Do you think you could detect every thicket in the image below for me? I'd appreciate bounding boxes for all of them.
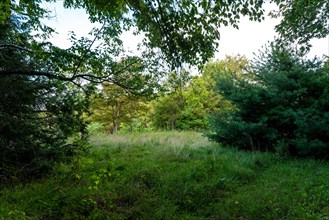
[208,45,329,158]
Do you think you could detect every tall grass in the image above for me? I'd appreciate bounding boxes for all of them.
[1,131,329,219]
[89,131,214,148]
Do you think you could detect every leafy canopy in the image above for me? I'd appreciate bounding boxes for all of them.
[271,0,329,49]
[1,0,266,72]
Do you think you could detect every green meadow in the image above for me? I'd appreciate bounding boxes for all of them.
[1,131,328,219]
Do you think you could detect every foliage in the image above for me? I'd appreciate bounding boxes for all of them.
[62,0,265,67]
[0,0,164,89]
[0,0,267,79]
[119,118,153,133]
[151,56,247,131]
[0,76,89,181]
[1,132,329,219]
[1,0,326,182]
[208,45,329,158]
[181,56,248,129]
[151,92,184,130]
[0,14,90,181]
[175,76,219,130]
[87,82,150,133]
[271,0,329,49]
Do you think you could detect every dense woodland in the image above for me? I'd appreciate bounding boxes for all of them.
[0,1,329,217]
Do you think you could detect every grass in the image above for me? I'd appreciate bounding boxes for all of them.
[1,131,329,219]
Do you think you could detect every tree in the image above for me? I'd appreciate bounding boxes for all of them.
[0,0,266,76]
[151,92,184,130]
[62,0,265,68]
[0,16,89,180]
[271,0,329,49]
[179,56,248,130]
[208,44,329,158]
[150,70,190,130]
[177,77,213,130]
[151,57,246,131]
[1,0,326,83]
[88,82,149,133]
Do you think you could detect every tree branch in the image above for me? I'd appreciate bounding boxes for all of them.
[147,0,182,68]
[0,57,143,93]
[0,44,50,54]
[73,20,107,76]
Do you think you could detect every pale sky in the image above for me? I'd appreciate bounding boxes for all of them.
[43,1,329,61]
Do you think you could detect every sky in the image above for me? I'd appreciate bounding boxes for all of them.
[42,1,329,62]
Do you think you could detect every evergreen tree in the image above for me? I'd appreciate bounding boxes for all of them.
[208,45,329,158]
[0,13,88,181]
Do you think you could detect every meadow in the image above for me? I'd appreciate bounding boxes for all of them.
[1,131,329,219]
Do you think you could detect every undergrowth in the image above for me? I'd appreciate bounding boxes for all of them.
[1,131,328,219]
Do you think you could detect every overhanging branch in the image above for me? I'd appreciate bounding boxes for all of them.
[73,20,107,76]
[0,57,144,94]
[0,44,50,54]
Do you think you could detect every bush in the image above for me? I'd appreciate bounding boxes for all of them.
[208,45,329,158]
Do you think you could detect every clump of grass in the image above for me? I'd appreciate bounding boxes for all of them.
[1,131,329,219]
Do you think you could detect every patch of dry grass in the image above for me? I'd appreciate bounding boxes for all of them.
[88,131,216,149]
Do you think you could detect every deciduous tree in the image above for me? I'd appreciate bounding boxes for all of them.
[271,0,329,50]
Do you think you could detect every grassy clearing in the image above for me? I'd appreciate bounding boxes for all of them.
[1,131,329,219]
